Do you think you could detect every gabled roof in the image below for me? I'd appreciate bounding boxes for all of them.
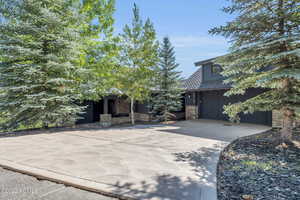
[184,57,231,91]
[183,67,203,90]
[194,58,216,66]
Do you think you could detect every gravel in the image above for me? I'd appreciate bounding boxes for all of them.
[217,130,300,200]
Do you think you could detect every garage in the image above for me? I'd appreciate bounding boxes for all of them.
[199,89,272,126]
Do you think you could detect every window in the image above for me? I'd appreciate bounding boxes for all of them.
[211,64,222,74]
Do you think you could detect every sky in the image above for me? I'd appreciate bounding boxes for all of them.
[114,0,235,78]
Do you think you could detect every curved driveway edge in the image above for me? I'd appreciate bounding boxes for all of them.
[0,120,270,200]
[0,159,132,200]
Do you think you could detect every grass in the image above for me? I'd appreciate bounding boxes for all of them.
[241,160,274,171]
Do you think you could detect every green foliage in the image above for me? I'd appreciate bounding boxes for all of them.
[0,0,84,129]
[75,0,119,100]
[117,4,159,124]
[151,37,184,121]
[209,0,300,123]
[241,160,274,171]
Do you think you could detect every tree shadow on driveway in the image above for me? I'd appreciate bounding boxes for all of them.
[155,120,270,142]
[173,144,224,181]
[112,175,201,200]
[111,145,224,200]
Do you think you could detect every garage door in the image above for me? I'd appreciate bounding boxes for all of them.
[199,89,272,126]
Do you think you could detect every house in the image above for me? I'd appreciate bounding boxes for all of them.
[77,57,298,128]
[77,95,153,126]
[183,58,273,126]
[77,94,185,126]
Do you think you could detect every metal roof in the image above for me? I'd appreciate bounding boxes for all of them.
[194,58,216,66]
[184,58,231,91]
[183,67,203,90]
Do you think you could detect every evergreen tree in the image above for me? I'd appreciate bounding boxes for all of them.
[151,37,183,121]
[210,0,300,140]
[118,4,159,125]
[0,0,84,129]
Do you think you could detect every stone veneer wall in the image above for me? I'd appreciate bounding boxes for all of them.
[112,116,131,125]
[109,113,152,126]
[272,110,300,128]
[185,105,198,120]
[102,112,186,126]
[100,114,112,127]
[133,113,151,122]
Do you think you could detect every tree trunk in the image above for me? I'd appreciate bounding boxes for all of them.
[280,107,295,141]
[130,98,135,125]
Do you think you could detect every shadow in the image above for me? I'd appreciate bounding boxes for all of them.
[0,119,269,142]
[0,125,104,138]
[111,145,224,200]
[156,120,270,142]
[0,122,168,138]
[112,175,202,200]
[0,120,230,199]
[173,144,224,181]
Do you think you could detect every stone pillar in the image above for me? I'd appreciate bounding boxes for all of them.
[185,92,198,120]
[185,105,198,120]
[100,114,112,127]
[103,98,108,114]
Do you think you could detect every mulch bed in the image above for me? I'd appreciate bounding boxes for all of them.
[217,129,300,200]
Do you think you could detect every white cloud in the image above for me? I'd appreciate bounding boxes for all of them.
[169,35,228,48]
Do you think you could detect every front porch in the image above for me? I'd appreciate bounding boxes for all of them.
[77,96,152,126]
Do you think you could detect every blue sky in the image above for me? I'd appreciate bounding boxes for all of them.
[114,0,234,78]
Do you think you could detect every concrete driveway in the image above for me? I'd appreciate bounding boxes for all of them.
[0,120,269,200]
[0,167,116,200]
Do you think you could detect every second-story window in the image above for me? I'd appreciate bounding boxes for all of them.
[211,64,222,74]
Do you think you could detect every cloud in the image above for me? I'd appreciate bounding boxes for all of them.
[169,35,228,48]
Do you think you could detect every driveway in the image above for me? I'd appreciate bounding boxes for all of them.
[0,167,116,200]
[0,120,269,200]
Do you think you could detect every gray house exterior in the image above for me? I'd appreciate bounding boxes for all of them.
[76,96,154,125]
[184,58,273,126]
[77,94,185,126]
[77,58,298,127]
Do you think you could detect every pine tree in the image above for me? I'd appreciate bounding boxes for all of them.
[151,37,183,121]
[0,0,84,129]
[210,0,300,140]
[118,4,159,125]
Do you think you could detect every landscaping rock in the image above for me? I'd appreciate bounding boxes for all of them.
[217,130,300,200]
